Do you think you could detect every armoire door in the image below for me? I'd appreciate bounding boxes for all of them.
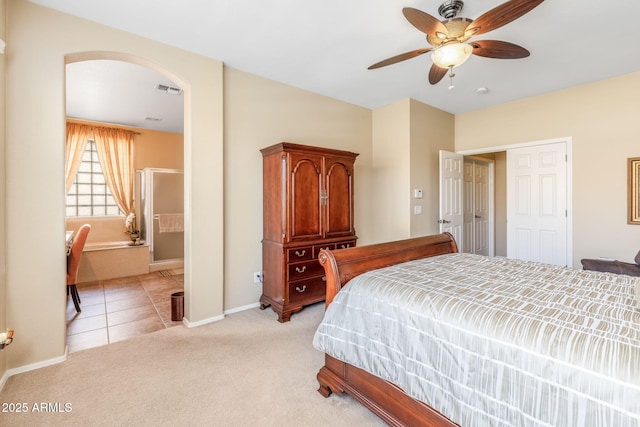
[324,156,355,239]
[288,152,323,241]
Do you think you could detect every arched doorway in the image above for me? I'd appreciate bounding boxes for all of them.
[64,53,187,351]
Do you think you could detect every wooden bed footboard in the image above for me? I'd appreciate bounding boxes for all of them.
[318,232,458,305]
[316,232,459,426]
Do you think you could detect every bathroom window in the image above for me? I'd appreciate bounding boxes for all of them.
[66,140,122,217]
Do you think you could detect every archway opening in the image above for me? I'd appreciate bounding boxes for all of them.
[64,53,188,351]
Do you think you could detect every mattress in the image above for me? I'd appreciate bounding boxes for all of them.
[312,253,640,426]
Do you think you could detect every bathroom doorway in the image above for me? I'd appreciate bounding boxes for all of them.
[65,56,186,349]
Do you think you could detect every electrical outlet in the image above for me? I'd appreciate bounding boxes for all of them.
[253,271,262,283]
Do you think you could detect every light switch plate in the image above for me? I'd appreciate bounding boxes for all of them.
[414,189,423,199]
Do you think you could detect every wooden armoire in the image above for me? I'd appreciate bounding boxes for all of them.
[260,142,358,322]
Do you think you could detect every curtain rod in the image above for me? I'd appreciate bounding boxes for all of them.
[66,118,142,135]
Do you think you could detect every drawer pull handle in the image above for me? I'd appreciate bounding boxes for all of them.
[295,266,306,273]
[322,276,326,282]
[341,244,351,249]
[295,250,306,257]
[295,285,307,293]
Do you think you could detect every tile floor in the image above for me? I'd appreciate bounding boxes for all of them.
[66,270,184,353]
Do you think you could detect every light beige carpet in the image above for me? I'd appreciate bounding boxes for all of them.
[0,303,385,426]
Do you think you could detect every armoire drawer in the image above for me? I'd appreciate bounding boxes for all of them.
[287,246,313,262]
[287,259,324,281]
[313,243,334,257]
[313,240,356,258]
[288,276,326,304]
[336,240,356,250]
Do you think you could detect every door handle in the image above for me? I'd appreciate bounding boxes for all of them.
[438,219,451,224]
[475,215,481,219]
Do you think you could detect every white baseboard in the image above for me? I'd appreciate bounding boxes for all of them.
[224,302,260,315]
[0,370,9,391]
[181,302,261,328]
[183,313,224,328]
[0,347,68,392]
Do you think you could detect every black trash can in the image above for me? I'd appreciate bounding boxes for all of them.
[171,291,184,321]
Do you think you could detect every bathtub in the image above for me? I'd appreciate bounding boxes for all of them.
[78,241,150,282]
[67,217,162,282]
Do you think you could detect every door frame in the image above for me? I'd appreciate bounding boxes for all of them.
[458,136,573,266]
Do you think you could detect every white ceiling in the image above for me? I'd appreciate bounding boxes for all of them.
[34,0,640,134]
[66,60,185,133]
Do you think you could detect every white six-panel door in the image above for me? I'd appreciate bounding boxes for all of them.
[464,159,492,256]
[507,142,568,266]
[439,150,464,246]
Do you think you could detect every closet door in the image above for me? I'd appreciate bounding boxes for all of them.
[324,156,355,239]
[287,152,323,242]
[507,142,567,266]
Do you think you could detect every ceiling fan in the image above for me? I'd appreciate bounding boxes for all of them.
[368,0,545,88]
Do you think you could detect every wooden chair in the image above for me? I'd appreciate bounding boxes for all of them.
[67,224,91,312]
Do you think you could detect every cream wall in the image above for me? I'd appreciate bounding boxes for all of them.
[409,99,455,237]
[371,100,411,242]
[222,68,373,311]
[133,128,183,171]
[456,72,640,266]
[0,0,7,383]
[370,99,455,243]
[5,0,223,370]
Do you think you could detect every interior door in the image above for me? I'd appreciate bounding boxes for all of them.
[473,161,491,256]
[463,158,493,256]
[439,150,464,246]
[507,142,567,266]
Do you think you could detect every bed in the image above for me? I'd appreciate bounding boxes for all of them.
[312,233,640,426]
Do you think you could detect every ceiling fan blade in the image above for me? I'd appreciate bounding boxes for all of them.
[428,64,448,85]
[402,7,448,39]
[466,0,544,36]
[471,40,530,59]
[368,48,432,70]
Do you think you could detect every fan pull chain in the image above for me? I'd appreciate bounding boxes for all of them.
[448,66,455,90]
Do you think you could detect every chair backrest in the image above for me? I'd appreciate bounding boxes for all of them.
[67,224,91,285]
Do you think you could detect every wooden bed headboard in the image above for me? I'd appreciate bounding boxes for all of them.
[318,232,459,306]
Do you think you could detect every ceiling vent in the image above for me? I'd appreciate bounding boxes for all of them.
[155,83,183,96]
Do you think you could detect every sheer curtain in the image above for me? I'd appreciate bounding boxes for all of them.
[93,126,136,216]
[65,121,136,217]
[65,122,92,192]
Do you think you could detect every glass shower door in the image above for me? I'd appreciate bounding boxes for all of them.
[146,168,184,264]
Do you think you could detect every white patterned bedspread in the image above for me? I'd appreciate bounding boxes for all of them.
[312,253,640,426]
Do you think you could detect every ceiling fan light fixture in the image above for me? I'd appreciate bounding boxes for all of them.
[431,42,473,69]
